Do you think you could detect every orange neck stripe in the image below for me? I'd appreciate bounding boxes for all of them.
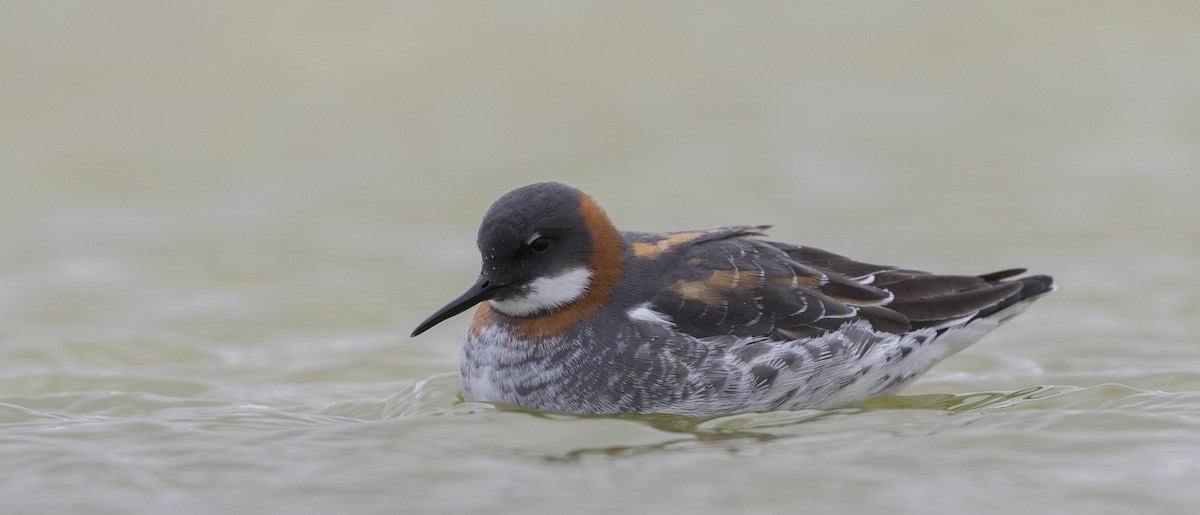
[470,193,624,339]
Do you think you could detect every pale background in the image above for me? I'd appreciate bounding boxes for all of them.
[2,2,1197,514]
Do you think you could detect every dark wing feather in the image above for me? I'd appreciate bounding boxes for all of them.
[643,228,1054,341]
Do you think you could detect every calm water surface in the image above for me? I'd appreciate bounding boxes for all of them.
[2,3,1198,514]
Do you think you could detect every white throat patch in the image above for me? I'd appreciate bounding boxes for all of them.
[489,267,593,317]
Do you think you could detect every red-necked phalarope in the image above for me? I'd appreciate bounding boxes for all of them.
[411,182,1054,416]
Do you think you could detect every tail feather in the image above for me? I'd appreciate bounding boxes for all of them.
[975,273,1055,320]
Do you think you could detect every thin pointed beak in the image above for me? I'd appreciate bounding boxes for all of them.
[410,276,505,337]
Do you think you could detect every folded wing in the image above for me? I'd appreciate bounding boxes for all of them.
[643,227,1053,342]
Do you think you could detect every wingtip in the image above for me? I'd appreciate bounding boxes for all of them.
[977,268,1027,282]
[1018,274,1056,299]
[747,224,772,236]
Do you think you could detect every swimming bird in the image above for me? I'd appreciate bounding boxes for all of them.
[411,182,1054,416]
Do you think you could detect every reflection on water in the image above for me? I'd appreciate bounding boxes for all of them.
[365,374,1200,465]
[863,386,1062,412]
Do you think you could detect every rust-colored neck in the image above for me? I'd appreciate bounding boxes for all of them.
[470,193,624,339]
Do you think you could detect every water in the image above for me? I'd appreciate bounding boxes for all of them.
[2,2,1199,514]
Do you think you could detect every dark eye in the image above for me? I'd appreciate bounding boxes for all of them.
[528,237,550,252]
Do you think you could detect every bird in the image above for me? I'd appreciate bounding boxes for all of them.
[410,182,1054,417]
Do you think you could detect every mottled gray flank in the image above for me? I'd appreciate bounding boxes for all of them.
[460,301,1033,416]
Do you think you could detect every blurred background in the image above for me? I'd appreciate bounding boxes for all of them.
[1,2,1197,514]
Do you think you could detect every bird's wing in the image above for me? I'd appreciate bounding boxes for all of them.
[639,227,1041,341]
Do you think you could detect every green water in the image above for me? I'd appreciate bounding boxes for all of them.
[2,2,1198,514]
